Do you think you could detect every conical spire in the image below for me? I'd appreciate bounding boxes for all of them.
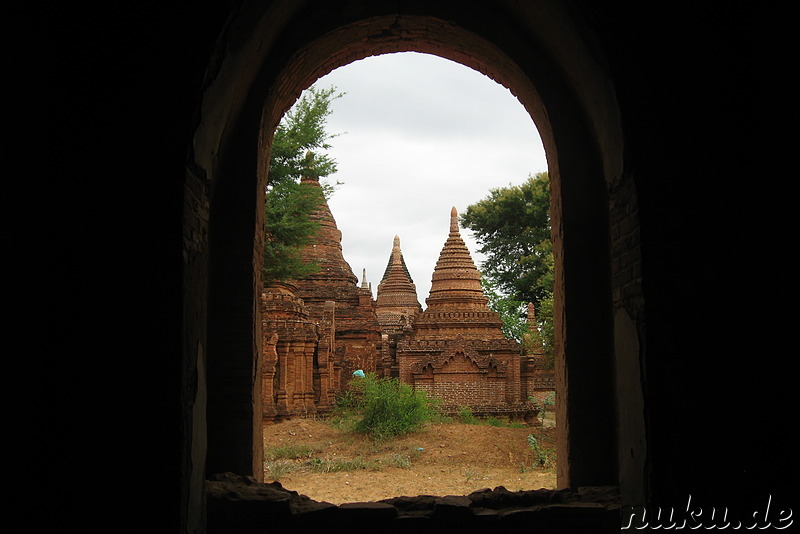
[293,172,356,286]
[376,235,422,316]
[425,207,488,309]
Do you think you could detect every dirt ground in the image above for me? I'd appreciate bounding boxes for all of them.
[262,416,557,505]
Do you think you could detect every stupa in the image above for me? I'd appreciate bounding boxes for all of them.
[392,207,536,420]
[375,235,423,334]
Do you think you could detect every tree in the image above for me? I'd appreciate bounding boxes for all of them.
[264,85,344,284]
[461,172,552,306]
[461,172,554,363]
[268,85,343,186]
[481,276,529,342]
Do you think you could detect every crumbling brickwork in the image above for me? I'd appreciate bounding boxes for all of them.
[261,282,335,421]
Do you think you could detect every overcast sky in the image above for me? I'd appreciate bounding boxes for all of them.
[310,52,547,305]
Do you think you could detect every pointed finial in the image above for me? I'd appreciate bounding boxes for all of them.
[394,234,400,247]
[527,303,537,324]
[450,206,459,234]
[361,268,369,288]
[300,151,319,183]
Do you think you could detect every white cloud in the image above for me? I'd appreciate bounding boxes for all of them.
[312,52,546,304]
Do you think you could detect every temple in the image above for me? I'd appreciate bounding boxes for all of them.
[391,207,541,420]
[261,179,551,423]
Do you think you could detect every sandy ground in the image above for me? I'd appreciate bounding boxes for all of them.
[262,417,557,505]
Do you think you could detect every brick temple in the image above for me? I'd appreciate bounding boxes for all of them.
[261,176,551,423]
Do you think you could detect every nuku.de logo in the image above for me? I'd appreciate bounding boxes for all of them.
[622,495,793,530]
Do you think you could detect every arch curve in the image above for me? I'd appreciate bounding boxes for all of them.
[188,0,634,503]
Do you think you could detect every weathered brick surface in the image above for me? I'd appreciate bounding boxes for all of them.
[261,283,331,421]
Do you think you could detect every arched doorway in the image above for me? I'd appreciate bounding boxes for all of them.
[186,1,641,517]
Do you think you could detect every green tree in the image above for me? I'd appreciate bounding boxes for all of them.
[461,172,555,363]
[268,85,343,186]
[264,85,344,284]
[481,276,529,342]
[461,172,552,306]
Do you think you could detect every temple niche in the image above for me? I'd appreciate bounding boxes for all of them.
[261,184,549,423]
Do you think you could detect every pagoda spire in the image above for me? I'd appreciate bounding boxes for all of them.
[375,235,422,332]
[425,206,488,310]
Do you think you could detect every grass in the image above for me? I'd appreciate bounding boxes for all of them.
[265,443,319,460]
[264,429,427,478]
[388,453,412,469]
[454,406,528,428]
[265,460,295,481]
[264,396,558,488]
[307,457,382,473]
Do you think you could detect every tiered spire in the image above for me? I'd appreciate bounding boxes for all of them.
[425,207,489,310]
[294,173,357,287]
[375,235,422,332]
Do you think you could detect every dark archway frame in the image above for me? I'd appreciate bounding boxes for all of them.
[186,2,644,516]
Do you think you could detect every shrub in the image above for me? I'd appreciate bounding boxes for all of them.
[457,406,480,425]
[541,391,556,421]
[527,433,556,469]
[353,373,436,440]
[334,378,366,410]
[484,416,504,427]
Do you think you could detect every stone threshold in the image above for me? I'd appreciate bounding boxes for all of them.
[205,472,621,532]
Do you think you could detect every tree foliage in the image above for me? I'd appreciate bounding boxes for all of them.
[461,172,555,364]
[269,85,343,186]
[264,85,344,285]
[481,276,529,342]
[460,172,552,307]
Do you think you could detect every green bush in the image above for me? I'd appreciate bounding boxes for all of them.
[527,433,556,469]
[457,406,480,424]
[353,373,436,440]
[484,416,504,427]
